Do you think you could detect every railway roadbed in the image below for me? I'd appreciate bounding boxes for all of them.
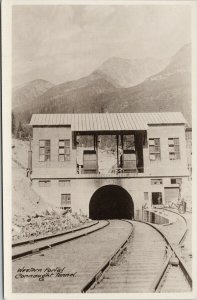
[89,221,166,293]
[12,220,103,260]
[89,218,192,293]
[12,220,132,293]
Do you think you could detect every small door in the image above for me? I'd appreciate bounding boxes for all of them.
[165,187,179,204]
[152,192,162,205]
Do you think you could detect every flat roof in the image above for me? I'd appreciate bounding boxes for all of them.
[30,112,187,131]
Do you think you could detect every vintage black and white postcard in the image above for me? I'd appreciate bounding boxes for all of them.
[2,0,197,299]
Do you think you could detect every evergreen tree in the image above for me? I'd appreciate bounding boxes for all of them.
[100,104,105,113]
[12,112,16,136]
[17,121,23,139]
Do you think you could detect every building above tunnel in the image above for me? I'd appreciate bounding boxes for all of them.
[28,111,189,216]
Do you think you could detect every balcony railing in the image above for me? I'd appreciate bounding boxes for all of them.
[76,163,144,177]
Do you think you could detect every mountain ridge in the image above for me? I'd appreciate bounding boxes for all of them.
[12,43,191,132]
[12,79,54,110]
[94,56,169,88]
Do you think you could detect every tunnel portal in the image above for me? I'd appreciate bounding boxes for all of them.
[89,185,134,220]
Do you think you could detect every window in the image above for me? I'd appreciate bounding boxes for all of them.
[39,140,50,162]
[152,192,162,205]
[171,178,182,185]
[59,140,70,161]
[61,194,71,207]
[168,138,180,160]
[151,179,163,185]
[58,180,70,187]
[149,138,161,161]
[39,180,51,187]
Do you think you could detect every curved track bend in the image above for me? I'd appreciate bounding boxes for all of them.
[12,220,132,293]
[12,210,192,293]
[88,221,167,293]
[88,210,192,293]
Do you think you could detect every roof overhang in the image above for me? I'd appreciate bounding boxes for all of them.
[30,112,187,132]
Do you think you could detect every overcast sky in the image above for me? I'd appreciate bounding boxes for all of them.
[12,5,191,87]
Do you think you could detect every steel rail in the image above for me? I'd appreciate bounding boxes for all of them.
[163,207,188,245]
[81,220,134,293]
[82,219,172,293]
[12,220,109,261]
[80,213,191,293]
[12,220,99,248]
[146,209,192,292]
[163,208,192,287]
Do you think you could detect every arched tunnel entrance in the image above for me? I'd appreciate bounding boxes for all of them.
[89,185,134,220]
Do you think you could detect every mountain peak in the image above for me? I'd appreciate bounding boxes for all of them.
[101,56,132,65]
[169,43,191,70]
[12,43,191,128]
[95,56,169,88]
[14,79,54,92]
[12,79,54,109]
[149,43,191,80]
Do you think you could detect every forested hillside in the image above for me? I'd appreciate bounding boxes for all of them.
[12,44,191,139]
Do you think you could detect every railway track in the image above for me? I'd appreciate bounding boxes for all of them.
[88,221,167,293]
[155,263,191,292]
[12,219,133,293]
[12,220,99,248]
[150,209,192,293]
[12,211,192,293]
[87,210,191,293]
[12,220,108,260]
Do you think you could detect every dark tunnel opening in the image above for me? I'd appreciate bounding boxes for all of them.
[89,185,134,220]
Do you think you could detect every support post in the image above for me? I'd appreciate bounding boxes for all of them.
[116,135,119,168]
[97,135,98,173]
[121,134,124,150]
[120,134,124,168]
[94,135,99,173]
[74,132,79,173]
